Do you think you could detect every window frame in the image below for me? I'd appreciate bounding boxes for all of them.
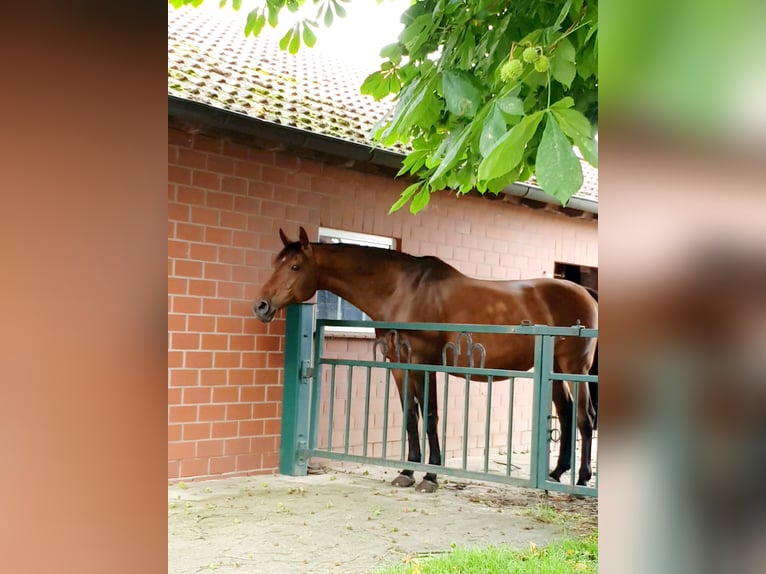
[316,227,396,338]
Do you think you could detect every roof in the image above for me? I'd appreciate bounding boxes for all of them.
[168,6,597,203]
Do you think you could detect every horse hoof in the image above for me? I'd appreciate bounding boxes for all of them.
[391,474,416,488]
[548,472,562,483]
[414,479,438,493]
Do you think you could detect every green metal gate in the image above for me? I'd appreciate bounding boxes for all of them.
[279,303,598,497]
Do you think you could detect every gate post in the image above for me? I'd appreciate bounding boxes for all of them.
[531,333,556,488]
[279,303,314,476]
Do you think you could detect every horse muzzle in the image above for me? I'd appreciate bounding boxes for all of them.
[253,299,276,323]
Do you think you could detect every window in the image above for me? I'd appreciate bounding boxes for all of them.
[553,262,598,291]
[316,227,396,336]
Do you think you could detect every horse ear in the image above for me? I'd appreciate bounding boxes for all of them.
[279,228,290,247]
[298,227,311,250]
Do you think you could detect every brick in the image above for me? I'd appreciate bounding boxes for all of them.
[199,404,226,421]
[190,206,219,226]
[175,223,205,242]
[234,160,262,180]
[228,335,255,351]
[254,369,279,386]
[179,457,209,478]
[226,403,252,420]
[168,388,182,405]
[174,260,204,278]
[169,405,197,423]
[263,419,281,436]
[221,176,248,195]
[168,202,190,222]
[214,352,241,368]
[203,263,231,281]
[168,128,192,147]
[228,369,254,385]
[168,165,192,185]
[260,200,287,220]
[253,403,277,419]
[224,438,251,455]
[193,134,222,154]
[178,148,207,169]
[217,317,243,334]
[254,336,280,351]
[184,351,213,368]
[189,243,218,262]
[207,191,234,211]
[217,281,244,299]
[222,140,252,159]
[168,351,184,368]
[201,334,229,350]
[210,456,236,475]
[188,280,217,298]
[172,333,200,350]
[167,314,186,332]
[183,386,211,404]
[170,370,198,387]
[235,454,261,472]
[219,247,245,265]
[212,386,239,403]
[220,211,247,230]
[197,439,225,457]
[205,227,233,245]
[240,386,265,403]
[201,370,227,386]
[168,240,189,258]
[183,423,211,441]
[241,352,268,369]
[168,424,182,442]
[172,296,202,314]
[211,422,238,438]
[202,298,229,315]
[177,185,206,205]
[168,441,195,461]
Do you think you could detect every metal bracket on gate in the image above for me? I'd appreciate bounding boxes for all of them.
[373,329,412,363]
[296,438,309,464]
[442,332,486,369]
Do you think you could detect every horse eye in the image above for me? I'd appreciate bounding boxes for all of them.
[290,264,300,271]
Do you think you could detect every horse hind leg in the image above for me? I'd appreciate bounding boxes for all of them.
[549,380,574,482]
[391,370,420,488]
[415,372,440,493]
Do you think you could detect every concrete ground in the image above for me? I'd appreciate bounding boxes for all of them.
[168,462,597,574]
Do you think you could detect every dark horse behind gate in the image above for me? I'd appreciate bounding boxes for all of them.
[254,227,598,493]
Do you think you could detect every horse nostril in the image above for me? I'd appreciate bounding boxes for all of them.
[254,300,270,316]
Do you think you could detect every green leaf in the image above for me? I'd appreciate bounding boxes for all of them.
[535,113,584,205]
[288,27,301,54]
[478,111,544,182]
[380,43,402,65]
[556,37,576,63]
[551,97,575,109]
[496,93,524,116]
[360,71,389,100]
[479,105,506,158]
[279,28,293,51]
[323,7,334,27]
[244,9,258,35]
[441,71,481,118]
[551,108,598,167]
[302,23,316,47]
[389,182,421,214]
[552,56,576,88]
[396,149,429,177]
[409,187,431,214]
[333,1,346,18]
[429,124,471,181]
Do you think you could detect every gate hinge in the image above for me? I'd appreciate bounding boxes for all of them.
[296,438,309,464]
[300,360,313,382]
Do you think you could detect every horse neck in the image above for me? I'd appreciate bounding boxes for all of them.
[313,243,402,320]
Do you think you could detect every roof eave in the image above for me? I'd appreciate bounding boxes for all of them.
[168,95,597,215]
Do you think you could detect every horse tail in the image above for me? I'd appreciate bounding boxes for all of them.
[584,287,598,430]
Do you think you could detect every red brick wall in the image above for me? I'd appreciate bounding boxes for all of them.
[168,126,597,480]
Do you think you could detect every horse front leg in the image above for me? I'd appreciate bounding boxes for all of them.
[415,371,441,493]
[391,370,421,488]
[549,381,573,482]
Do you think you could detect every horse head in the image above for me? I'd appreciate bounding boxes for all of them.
[253,226,318,322]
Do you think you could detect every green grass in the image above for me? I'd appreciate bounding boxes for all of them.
[372,530,597,574]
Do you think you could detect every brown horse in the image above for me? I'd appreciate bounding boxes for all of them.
[254,227,598,493]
